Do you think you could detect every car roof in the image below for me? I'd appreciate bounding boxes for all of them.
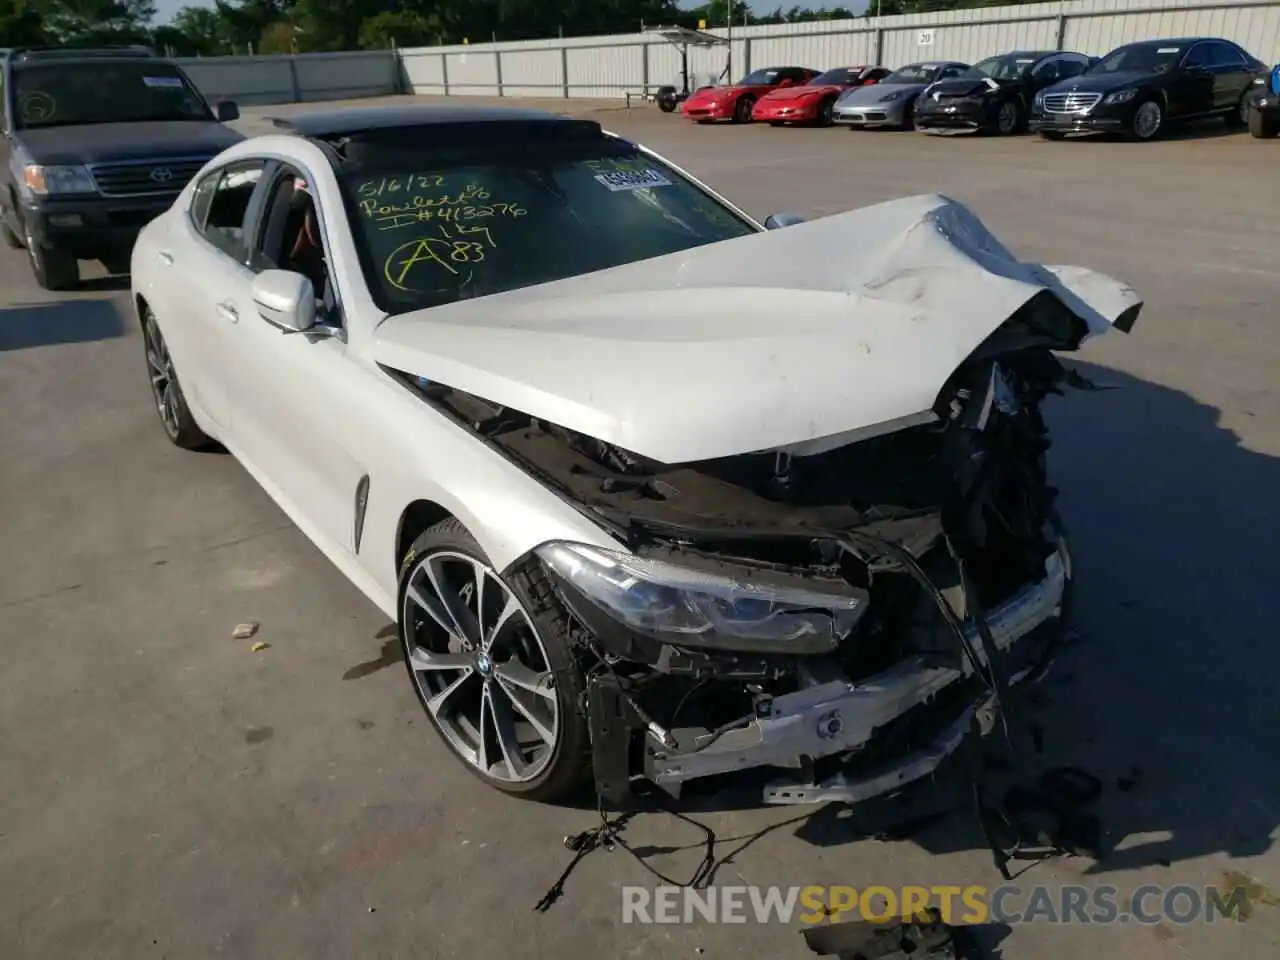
[1117,37,1221,46]
[269,104,573,139]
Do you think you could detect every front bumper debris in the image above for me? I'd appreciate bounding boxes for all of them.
[643,544,1069,803]
[914,98,989,132]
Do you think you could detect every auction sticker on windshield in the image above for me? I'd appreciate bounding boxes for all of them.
[143,76,186,88]
[594,168,673,192]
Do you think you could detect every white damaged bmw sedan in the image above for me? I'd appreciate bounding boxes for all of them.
[131,105,1141,806]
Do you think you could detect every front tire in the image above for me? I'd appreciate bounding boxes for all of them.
[991,99,1021,136]
[27,231,79,291]
[398,518,590,802]
[1,218,21,250]
[732,96,756,124]
[1126,97,1164,141]
[141,306,211,449]
[1225,92,1249,128]
[817,96,836,127]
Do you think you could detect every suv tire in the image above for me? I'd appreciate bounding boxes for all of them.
[27,234,80,291]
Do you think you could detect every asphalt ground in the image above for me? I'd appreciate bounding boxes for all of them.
[2,93,1277,959]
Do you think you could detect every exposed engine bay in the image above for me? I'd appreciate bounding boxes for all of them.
[390,291,1116,807]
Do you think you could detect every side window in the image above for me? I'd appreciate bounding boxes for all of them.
[1208,41,1246,68]
[1183,44,1211,69]
[1032,58,1061,85]
[1059,57,1088,79]
[198,162,264,262]
[939,65,965,80]
[784,68,810,84]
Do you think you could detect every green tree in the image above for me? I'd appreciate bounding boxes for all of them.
[358,9,442,49]
[43,0,156,44]
[170,5,226,53]
[0,0,49,46]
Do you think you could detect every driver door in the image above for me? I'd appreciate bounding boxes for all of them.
[219,161,365,557]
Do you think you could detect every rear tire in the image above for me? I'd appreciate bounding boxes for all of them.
[1248,107,1279,139]
[398,518,591,803]
[657,91,677,113]
[732,96,756,124]
[1,219,21,250]
[141,306,211,450]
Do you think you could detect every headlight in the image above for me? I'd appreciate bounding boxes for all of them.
[879,90,903,102]
[24,165,97,196]
[537,542,868,655]
[1034,91,1045,105]
[1104,89,1138,105]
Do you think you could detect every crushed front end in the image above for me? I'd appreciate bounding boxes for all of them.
[409,288,1122,808]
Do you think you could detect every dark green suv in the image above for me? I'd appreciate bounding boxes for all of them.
[1,46,243,290]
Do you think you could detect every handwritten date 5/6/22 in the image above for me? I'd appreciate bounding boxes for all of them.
[357,174,445,197]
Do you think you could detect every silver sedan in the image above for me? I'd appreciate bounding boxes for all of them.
[834,61,970,129]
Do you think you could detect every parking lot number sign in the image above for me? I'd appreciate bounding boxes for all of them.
[918,30,934,46]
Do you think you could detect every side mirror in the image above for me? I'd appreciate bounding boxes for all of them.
[764,212,807,230]
[252,269,316,332]
[215,100,240,122]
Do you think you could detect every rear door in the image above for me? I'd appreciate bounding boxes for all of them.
[163,159,267,430]
[1206,40,1254,111]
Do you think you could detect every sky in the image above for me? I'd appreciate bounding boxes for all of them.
[150,0,864,27]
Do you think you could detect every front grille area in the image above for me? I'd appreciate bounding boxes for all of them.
[1041,92,1102,115]
[89,157,212,198]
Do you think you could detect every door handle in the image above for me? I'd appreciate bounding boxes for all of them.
[157,250,174,266]
[217,301,239,323]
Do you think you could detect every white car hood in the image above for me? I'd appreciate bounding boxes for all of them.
[373,193,1140,464]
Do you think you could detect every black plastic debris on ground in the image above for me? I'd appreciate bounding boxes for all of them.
[802,907,983,960]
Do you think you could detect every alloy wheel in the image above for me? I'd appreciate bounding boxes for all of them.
[144,316,181,440]
[1133,101,1162,140]
[402,550,560,784]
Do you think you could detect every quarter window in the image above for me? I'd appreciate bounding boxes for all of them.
[1207,41,1245,68]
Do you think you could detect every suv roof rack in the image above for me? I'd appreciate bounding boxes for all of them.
[9,46,157,62]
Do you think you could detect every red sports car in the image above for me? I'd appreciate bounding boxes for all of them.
[752,66,891,126]
[681,66,820,124]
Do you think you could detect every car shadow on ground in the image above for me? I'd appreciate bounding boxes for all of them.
[0,298,125,351]
[520,361,1278,891]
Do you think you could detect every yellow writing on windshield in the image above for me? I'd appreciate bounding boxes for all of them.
[356,174,445,197]
[383,223,498,292]
[19,91,57,124]
[357,179,529,232]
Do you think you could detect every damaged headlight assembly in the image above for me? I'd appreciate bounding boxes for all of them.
[536,542,867,655]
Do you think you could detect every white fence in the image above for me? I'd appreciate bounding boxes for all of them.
[175,0,1280,107]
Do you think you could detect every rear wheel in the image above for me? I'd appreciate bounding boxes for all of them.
[1248,106,1278,139]
[141,306,211,450]
[732,95,756,124]
[398,518,590,802]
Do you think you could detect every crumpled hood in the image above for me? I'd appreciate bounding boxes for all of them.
[373,194,1141,465]
[840,82,927,105]
[928,77,1016,99]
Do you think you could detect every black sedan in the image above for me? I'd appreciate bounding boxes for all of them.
[914,51,1093,135]
[1030,37,1266,141]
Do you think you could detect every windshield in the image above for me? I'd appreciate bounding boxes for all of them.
[740,68,785,86]
[12,61,211,129]
[884,63,943,85]
[959,55,1037,81]
[344,141,759,315]
[810,68,859,86]
[1088,44,1182,75]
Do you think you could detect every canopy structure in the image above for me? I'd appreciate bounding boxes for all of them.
[643,25,731,95]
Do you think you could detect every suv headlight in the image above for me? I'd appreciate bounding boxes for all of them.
[24,165,98,196]
[1104,89,1138,104]
[537,542,867,655]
